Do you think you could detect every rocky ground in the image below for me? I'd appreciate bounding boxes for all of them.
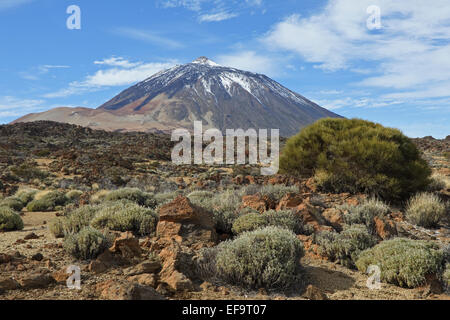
[0,122,449,300]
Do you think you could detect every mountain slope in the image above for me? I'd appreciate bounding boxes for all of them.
[14,57,342,136]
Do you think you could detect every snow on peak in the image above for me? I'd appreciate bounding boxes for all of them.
[191,56,221,67]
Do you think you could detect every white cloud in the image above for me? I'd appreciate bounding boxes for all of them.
[216,51,277,75]
[114,27,183,49]
[0,0,32,11]
[0,96,45,116]
[262,0,450,99]
[94,57,139,68]
[199,11,238,22]
[44,58,177,98]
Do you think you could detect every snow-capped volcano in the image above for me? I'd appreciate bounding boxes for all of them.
[14,57,341,136]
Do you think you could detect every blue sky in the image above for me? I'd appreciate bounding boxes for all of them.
[0,0,449,138]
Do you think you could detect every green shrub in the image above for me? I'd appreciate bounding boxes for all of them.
[153,191,180,206]
[314,224,377,268]
[405,193,446,228]
[215,226,304,290]
[0,197,24,211]
[341,198,390,233]
[49,204,98,237]
[15,189,37,205]
[63,227,110,260]
[9,163,48,181]
[232,210,302,235]
[90,201,158,236]
[0,207,24,231]
[26,191,68,212]
[191,190,242,233]
[279,118,431,201]
[356,238,445,288]
[66,190,83,202]
[427,174,449,192]
[444,264,450,290]
[104,188,156,208]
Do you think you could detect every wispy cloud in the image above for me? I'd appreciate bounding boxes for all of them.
[114,27,183,49]
[20,64,70,81]
[0,96,45,117]
[199,11,238,22]
[44,57,177,98]
[262,0,450,100]
[0,0,32,11]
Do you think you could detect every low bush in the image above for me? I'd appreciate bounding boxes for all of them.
[15,189,37,205]
[341,198,390,234]
[0,197,24,211]
[356,238,445,288]
[444,264,450,290]
[405,193,447,228]
[104,188,156,208]
[314,224,377,268]
[9,163,48,181]
[232,210,302,235]
[66,190,83,202]
[279,118,431,201]
[0,207,24,231]
[90,201,158,236]
[427,174,449,192]
[63,227,110,260]
[26,191,68,212]
[215,226,304,290]
[49,204,98,237]
[154,191,180,206]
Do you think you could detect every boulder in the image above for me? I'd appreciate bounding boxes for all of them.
[19,274,55,289]
[240,194,276,213]
[96,279,166,300]
[0,277,21,291]
[109,232,142,259]
[304,284,328,300]
[123,260,161,276]
[276,193,303,211]
[374,216,397,240]
[127,274,157,288]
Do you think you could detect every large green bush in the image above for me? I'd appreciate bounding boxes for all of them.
[63,227,110,260]
[104,188,156,208]
[356,238,445,288]
[15,189,37,205]
[405,193,447,228]
[279,118,431,201]
[232,210,302,235]
[314,224,377,268]
[0,207,24,231]
[26,191,68,212]
[90,201,158,236]
[215,226,304,290]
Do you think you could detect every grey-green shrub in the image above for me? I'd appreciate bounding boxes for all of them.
[90,201,158,236]
[427,174,448,192]
[66,190,83,202]
[232,210,302,235]
[63,227,110,260]
[215,226,304,290]
[341,198,390,233]
[0,207,24,231]
[405,192,446,228]
[105,188,156,208]
[444,264,450,290]
[190,190,242,233]
[356,238,445,288]
[26,191,68,212]
[154,191,180,206]
[314,224,377,268]
[0,197,24,211]
[15,189,37,205]
[49,204,98,237]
